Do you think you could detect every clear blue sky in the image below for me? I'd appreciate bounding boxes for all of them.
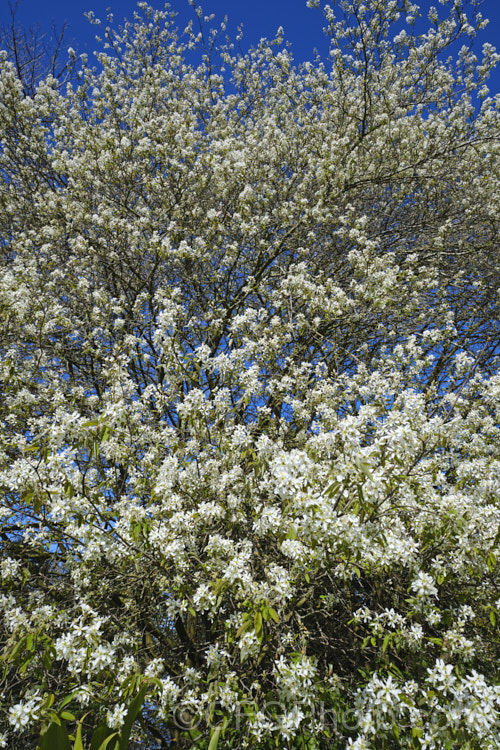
[1,0,499,94]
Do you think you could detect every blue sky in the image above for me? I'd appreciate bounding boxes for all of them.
[1,0,499,94]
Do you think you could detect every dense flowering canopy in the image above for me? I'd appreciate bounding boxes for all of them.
[1,0,500,748]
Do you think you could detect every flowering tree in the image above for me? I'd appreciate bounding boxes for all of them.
[0,1,72,97]
[1,0,500,747]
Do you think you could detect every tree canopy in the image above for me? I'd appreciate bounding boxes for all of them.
[1,0,500,748]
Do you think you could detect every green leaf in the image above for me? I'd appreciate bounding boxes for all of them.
[286,524,297,540]
[89,723,116,750]
[64,480,75,498]
[357,485,365,509]
[97,734,119,750]
[117,683,149,750]
[19,654,34,676]
[490,609,497,627]
[208,725,221,750]
[44,694,56,710]
[324,481,340,499]
[354,457,374,480]
[21,489,34,504]
[60,693,78,710]
[235,619,253,639]
[268,607,279,623]
[2,635,26,662]
[487,551,496,573]
[33,494,43,513]
[382,633,391,653]
[61,711,76,722]
[39,721,72,750]
[254,611,263,636]
[73,719,85,750]
[130,522,141,542]
[42,642,54,669]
